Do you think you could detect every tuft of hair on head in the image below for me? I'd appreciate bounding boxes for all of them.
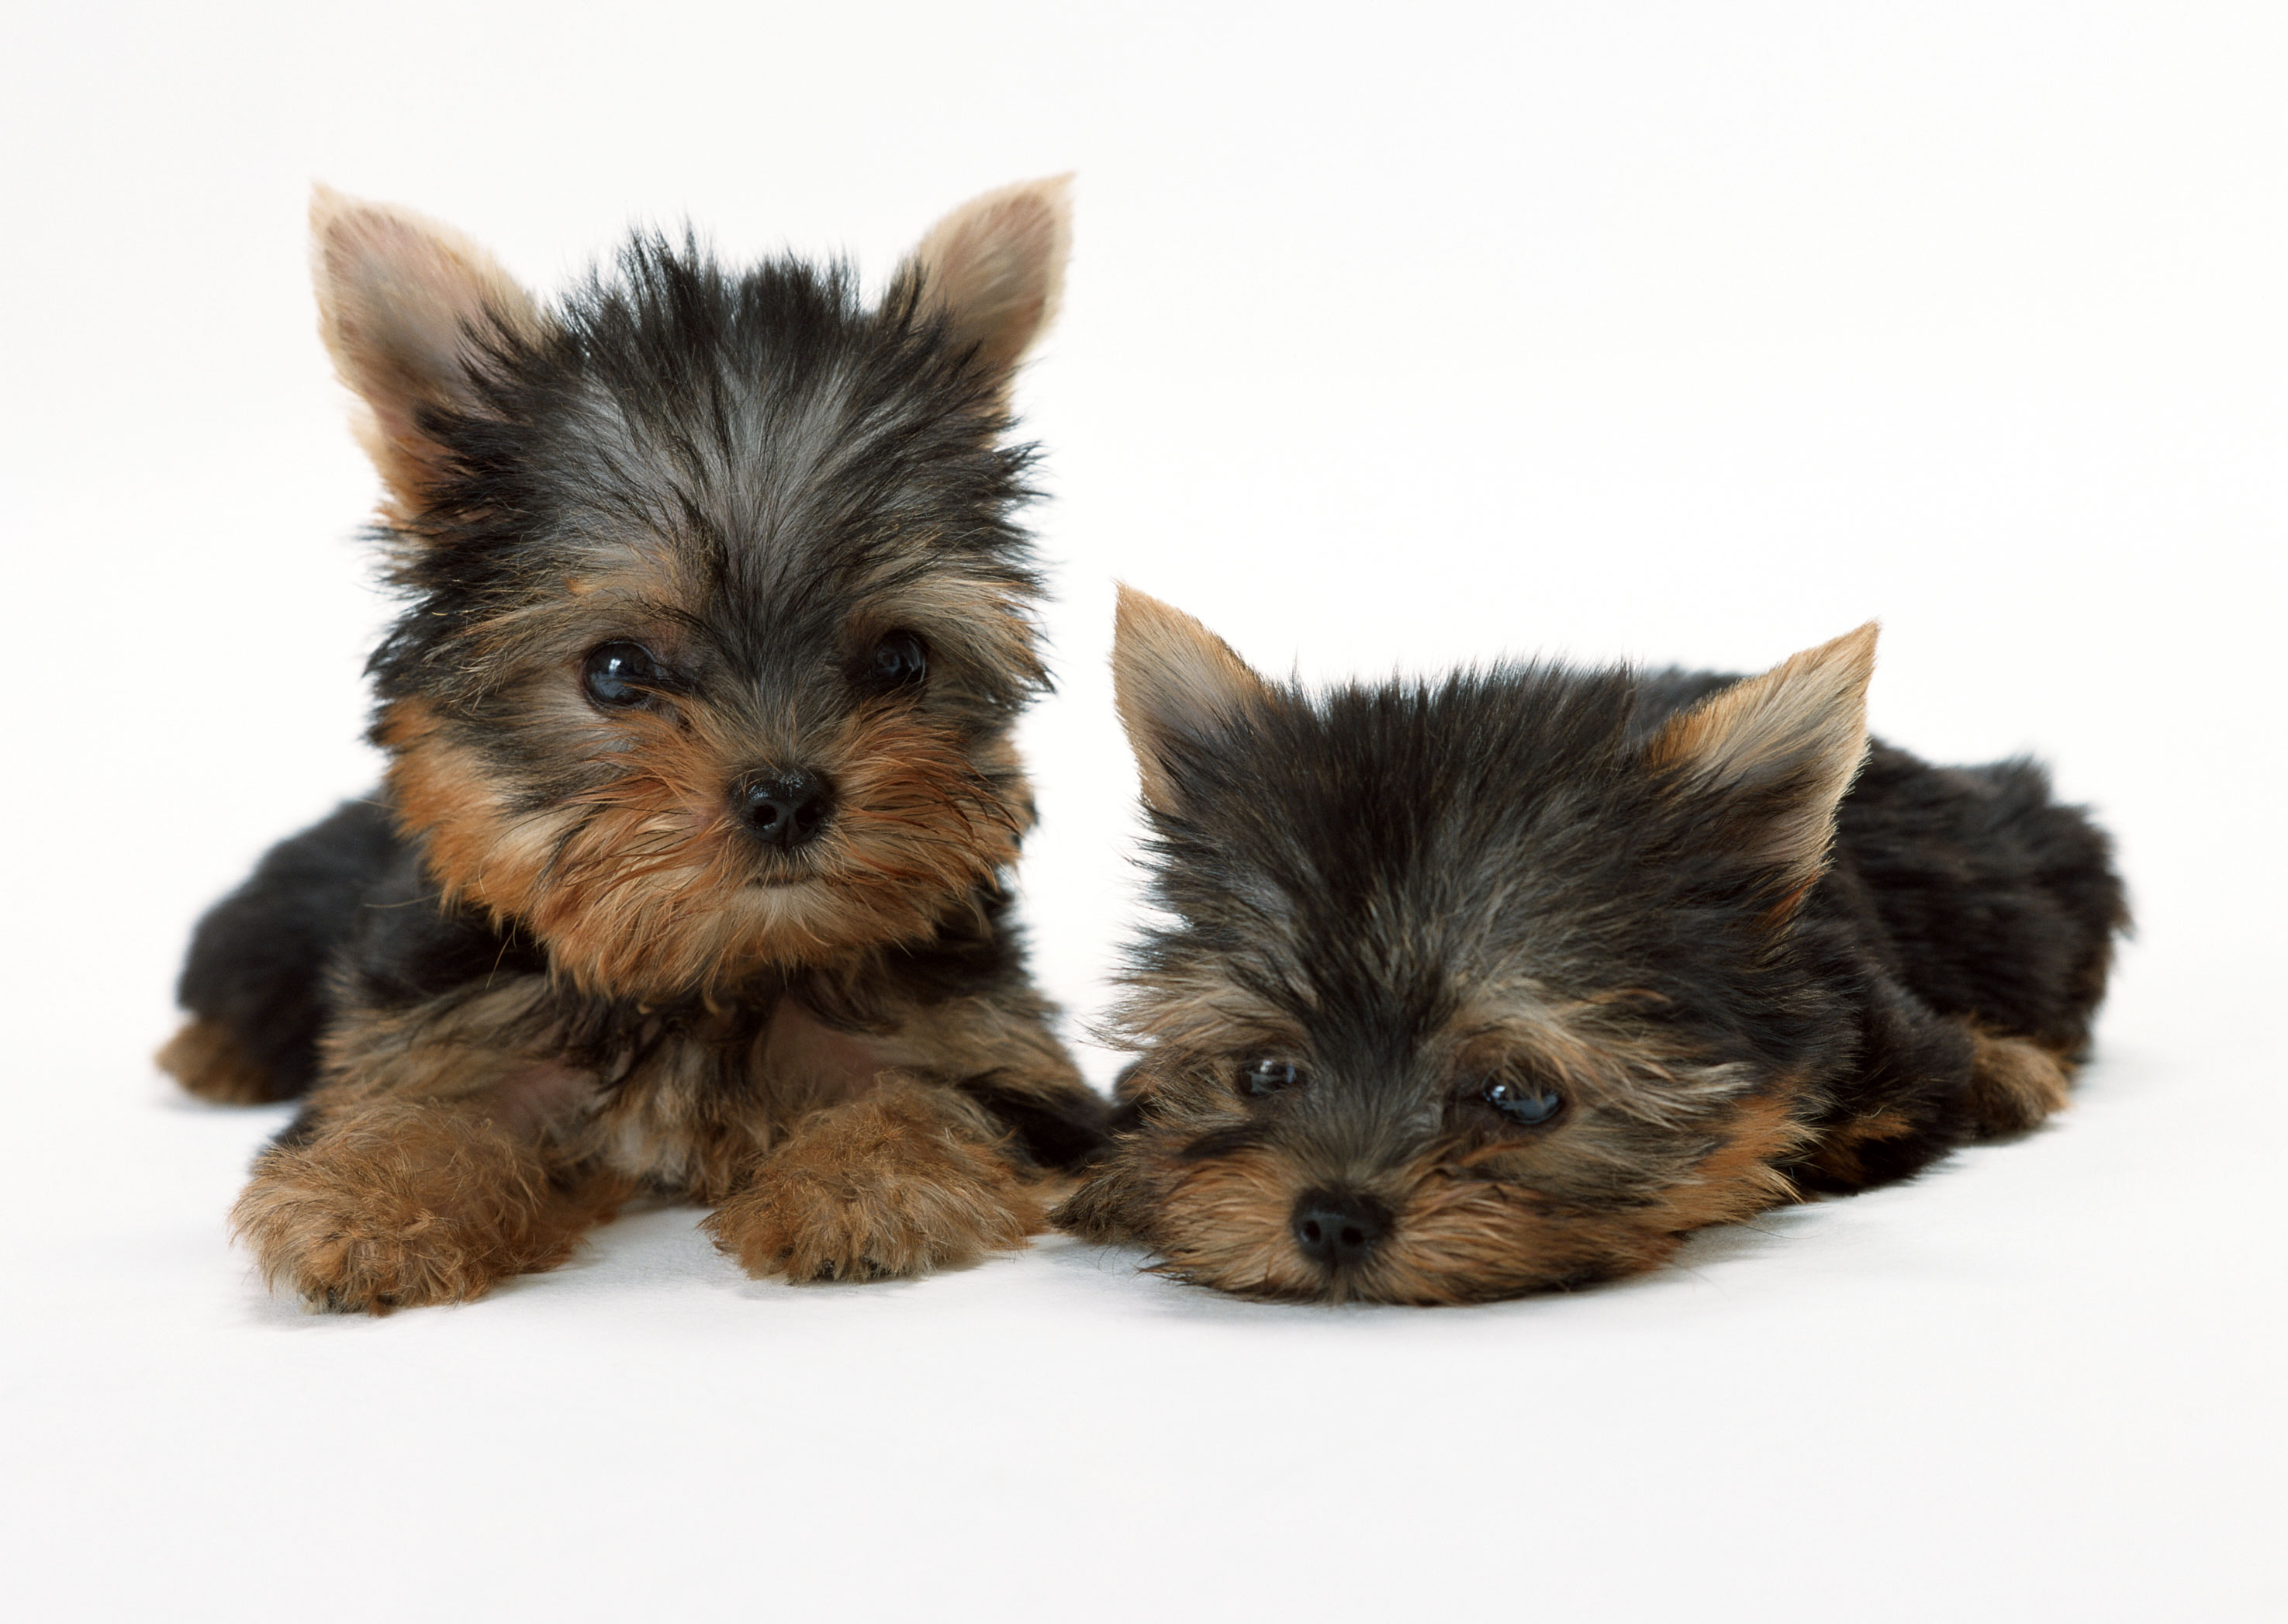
[896,174,1074,386]
[309,183,540,515]
[1645,622,1879,905]
[1108,586,1274,814]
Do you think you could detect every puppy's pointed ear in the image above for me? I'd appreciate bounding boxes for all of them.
[309,184,540,512]
[1111,586,1273,814]
[899,174,1073,382]
[1645,624,1878,906]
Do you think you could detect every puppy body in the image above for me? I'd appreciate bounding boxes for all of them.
[1062,593,2126,1304]
[160,181,1104,1310]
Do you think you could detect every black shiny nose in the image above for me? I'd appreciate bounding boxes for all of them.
[1291,1190,1388,1270]
[734,768,834,850]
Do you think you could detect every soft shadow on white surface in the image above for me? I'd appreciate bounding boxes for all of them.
[6,1012,2282,1624]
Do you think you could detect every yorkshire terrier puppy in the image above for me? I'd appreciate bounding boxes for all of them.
[1059,589,2127,1304]
[158,178,1108,1311]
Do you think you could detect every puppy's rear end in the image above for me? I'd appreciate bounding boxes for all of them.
[160,800,403,1104]
[1838,746,2123,1055]
[1789,745,2127,1190]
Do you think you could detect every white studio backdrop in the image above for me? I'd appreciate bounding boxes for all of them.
[2,3,2282,1619]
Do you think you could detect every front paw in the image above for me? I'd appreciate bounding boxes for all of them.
[232,1107,579,1312]
[703,1087,1045,1282]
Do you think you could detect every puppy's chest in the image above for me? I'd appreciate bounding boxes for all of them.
[580,997,916,1200]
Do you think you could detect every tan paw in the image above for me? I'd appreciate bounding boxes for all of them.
[1965,1030,2075,1136]
[232,1106,583,1312]
[158,1018,289,1104]
[704,1084,1045,1282]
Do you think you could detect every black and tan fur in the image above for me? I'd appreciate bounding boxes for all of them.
[160,179,1107,1311]
[1057,589,2127,1304]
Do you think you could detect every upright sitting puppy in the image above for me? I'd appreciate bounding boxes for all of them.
[1060,589,2126,1304]
[159,179,1106,1311]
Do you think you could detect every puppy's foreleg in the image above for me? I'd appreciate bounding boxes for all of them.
[703,1075,1049,1282]
[233,990,607,1312]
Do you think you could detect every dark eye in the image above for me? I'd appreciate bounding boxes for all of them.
[1482,1076,1565,1127]
[582,641,664,708]
[1239,1058,1305,1098]
[862,630,928,693]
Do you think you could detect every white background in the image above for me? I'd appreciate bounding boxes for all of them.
[4,3,2283,1619]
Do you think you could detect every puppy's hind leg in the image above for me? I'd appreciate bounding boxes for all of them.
[1959,1023,2076,1139]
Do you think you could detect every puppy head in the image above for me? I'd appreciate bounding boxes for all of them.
[1063,591,1875,1304]
[313,179,1073,998]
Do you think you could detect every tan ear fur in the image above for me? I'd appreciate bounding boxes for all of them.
[309,183,539,514]
[1111,586,1273,814]
[1645,623,1879,898]
[901,174,1073,379]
